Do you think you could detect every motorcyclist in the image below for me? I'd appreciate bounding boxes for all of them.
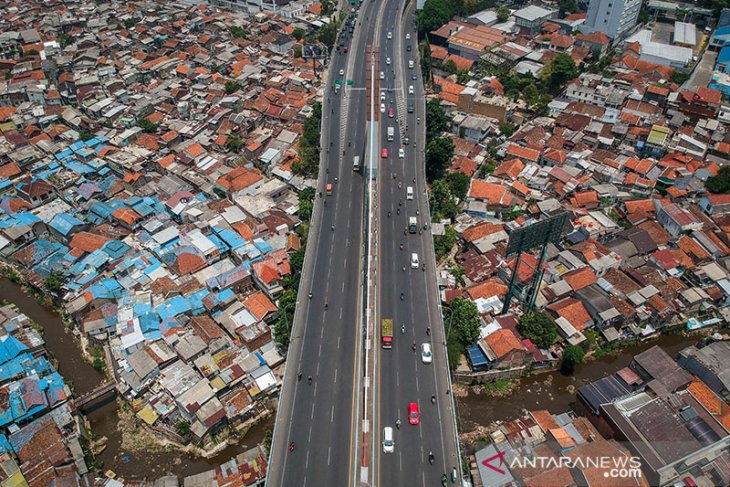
[396,419,401,429]
[289,442,296,452]
[429,451,435,464]
[431,394,436,404]
[412,342,417,352]
[308,376,312,385]
[400,243,404,250]
[308,292,313,299]
[401,324,405,333]
[396,208,400,215]
[388,211,391,218]
[400,292,404,300]
[402,265,406,271]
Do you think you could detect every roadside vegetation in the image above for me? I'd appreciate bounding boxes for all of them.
[444,297,480,369]
[293,102,322,177]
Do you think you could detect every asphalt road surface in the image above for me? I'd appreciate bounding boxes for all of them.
[267,0,460,485]
[267,0,387,485]
[374,1,460,486]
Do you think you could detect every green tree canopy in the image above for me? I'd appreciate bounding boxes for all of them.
[449,296,480,346]
[226,135,243,153]
[442,59,458,74]
[426,98,448,140]
[706,166,730,193]
[292,27,306,40]
[229,26,247,39]
[558,0,577,15]
[434,225,458,260]
[138,118,158,133]
[430,179,459,220]
[44,270,68,294]
[542,53,578,91]
[224,81,242,94]
[425,137,455,182]
[517,312,557,349]
[560,345,584,375]
[445,171,470,201]
[496,6,510,22]
[416,0,453,38]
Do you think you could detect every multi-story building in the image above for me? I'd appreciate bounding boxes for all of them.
[580,0,642,40]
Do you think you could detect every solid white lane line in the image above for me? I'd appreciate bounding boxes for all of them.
[328,447,332,466]
[337,336,341,349]
[331,405,335,422]
[334,368,338,383]
[311,404,315,419]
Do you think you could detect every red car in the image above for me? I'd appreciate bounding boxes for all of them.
[343,47,349,53]
[381,148,388,159]
[388,107,395,118]
[408,402,420,425]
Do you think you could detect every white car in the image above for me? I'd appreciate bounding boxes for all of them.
[380,71,385,80]
[383,426,394,453]
[406,33,411,40]
[398,148,405,159]
[408,85,414,94]
[380,91,386,101]
[421,343,432,364]
[387,31,392,39]
[380,103,385,113]
[408,60,414,69]
[386,57,391,65]
[339,69,344,76]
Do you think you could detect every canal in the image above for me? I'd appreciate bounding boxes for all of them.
[456,332,706,446]
[0,278,273,479]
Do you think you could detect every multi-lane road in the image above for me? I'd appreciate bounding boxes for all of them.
[267,0,460,484]
[373,0,460,485]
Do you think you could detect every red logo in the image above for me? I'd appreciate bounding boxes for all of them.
[482,451,507,475]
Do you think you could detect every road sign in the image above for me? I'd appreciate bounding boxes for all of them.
[335,79,342,86]
[505,212,568,257]
[347,79,354,86]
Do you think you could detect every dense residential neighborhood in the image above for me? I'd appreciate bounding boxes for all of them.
[2,0,730,483]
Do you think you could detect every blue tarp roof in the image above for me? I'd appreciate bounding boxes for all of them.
[49,213,84,236]
[467,344,489,369]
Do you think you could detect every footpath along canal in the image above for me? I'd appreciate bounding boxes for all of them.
[456,332,706,446]
[0,278,273,478]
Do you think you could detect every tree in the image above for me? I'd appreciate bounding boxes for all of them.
[517,312,557,349]
[138,118,158,133]
[229,26,247,39]
[44,270,67,294]
[298,187,315,221]
[430,179,458,220]
[316,22,338,49]
[522,83,540,107]
[293,44,303,58]
[706,166,730,193]
[442,59,458,75]
[211,62,220,74]
[558,0,577,15]
[425,137,455,182]
[426,98,447,140]
[498,122,515,137]
[175,421,191,436]
[416,0,453,38]
[560,345,584,375]
[445,171,470,201]
[292,27,306,40]
[419,39,432,83]
[224,81,242,94]
[542,53,578,91]
[449,297,480,345]
[59,33,75,48]
[226,135,243,153]
[670,71,690,85]
[78,129,94,141]
[496,6,510,22]
[434,226,458,260]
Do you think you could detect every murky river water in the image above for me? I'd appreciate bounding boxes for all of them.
[456,333,703,440]
[0,279,273,479]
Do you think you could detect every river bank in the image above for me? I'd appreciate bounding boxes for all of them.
[0,278,274,479]
[455,331,710,451]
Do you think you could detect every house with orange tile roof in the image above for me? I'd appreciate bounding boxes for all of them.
[467,180,513,211]
[493,158,525,180]
[562,266,597,292]
[482,328,530,368]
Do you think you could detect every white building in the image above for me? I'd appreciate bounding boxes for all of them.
[580,0,642,40]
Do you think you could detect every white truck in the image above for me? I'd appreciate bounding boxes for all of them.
[387,126,394,141]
